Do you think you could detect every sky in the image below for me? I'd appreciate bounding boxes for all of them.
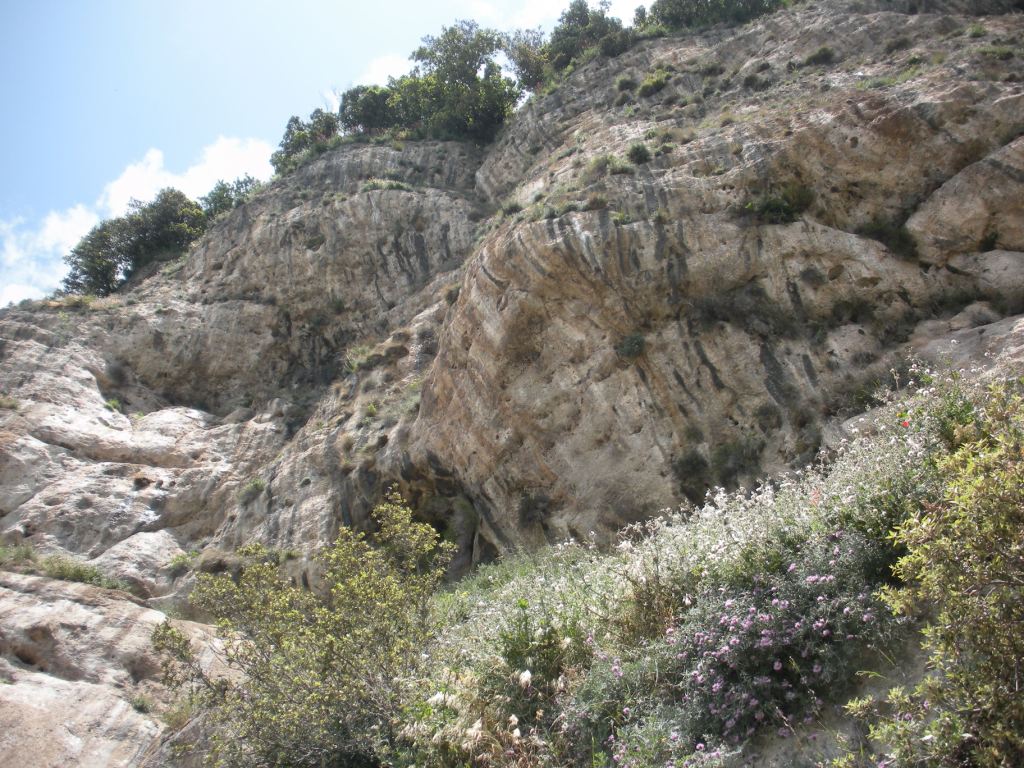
[0,0,637,305]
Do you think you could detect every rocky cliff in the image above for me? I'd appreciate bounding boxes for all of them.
[1,0,1023,763]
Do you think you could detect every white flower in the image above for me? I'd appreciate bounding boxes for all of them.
[508,714,519,726]
[518,669,533,688]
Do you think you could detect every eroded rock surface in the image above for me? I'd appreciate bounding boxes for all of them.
[2,1,1024,763]
[0,573,212,768]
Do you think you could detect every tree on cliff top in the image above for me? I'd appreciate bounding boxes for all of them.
[62,188,206,296]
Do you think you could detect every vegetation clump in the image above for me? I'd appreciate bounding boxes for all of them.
[360,178,413,192]
[646,0,786,32]
[615,332,646,358]
[237,477,266,504]
[150,366,1024,767]
[637,68,670,97]
[804,46,837,66]
[153,495,454,768]
[840,381,1024,767]
[746,183,814,224]
[626,142,652,164]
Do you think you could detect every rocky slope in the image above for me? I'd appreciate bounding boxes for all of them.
[1,0,1024,763]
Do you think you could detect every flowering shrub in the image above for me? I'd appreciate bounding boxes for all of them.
[402,368,972,767]
[838,381,1024,767]
[154,367,1014,768]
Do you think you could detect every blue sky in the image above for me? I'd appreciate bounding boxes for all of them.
[0,0,635,305]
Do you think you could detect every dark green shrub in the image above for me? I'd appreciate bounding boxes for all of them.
[747,183,814,224]
[616,75,637,91]
[153,494,454,768]
[672,449,711,503]
[626,142,651,164]
[638,69,670,96]
[615,332,646,358]
[804,46,837,66]
[650,0,785,31]
[710,436,763,486]
[885,36,912,53]
[856,218,918,259]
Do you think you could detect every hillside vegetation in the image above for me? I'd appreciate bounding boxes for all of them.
[156,369,1024,767]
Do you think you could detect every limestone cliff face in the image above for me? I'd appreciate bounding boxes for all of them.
[1,1,1024,762]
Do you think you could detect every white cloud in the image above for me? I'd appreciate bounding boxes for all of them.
[98,136,274,217]
[321,89,342,113]
[0,136,273,306]
[36,205,100,255]
[357,54,412,86]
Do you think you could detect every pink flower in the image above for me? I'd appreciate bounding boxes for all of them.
[773,660,783,671]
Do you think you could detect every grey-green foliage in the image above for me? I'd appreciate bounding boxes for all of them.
[199,175,261,219]
[153,495,454,768]
[647,0,785,31]
[270,109,341,176]
[338,20,520,144]
[62,188,207,296]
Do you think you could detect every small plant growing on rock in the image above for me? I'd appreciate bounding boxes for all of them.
[638,69,670,97]
[0,394,18,410]
[626,142,652,164]
[237,477,266,504]
[804,46,836,66]
[130,695,153,714]
[41,555,128,591]
[0,544,36,568]
[361,178,412,192]
[615,332,646,358]
[104,398,122,412]
[747,183,814,224]
[608,155,635,175]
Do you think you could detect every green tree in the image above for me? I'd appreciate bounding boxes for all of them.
[153,494,455,767]
[502,28,549,92]
[123,188,206,275]
[270,109,341,175]
[61,218,130,296]
[648,0,784,31]
[199,175,261,219]
[547,0,626,71]
[411,19,520,142]
[339,85,396,134]
[61,188,206,296]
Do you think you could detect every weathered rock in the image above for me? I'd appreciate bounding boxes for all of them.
[1,1,1024,760]
[0,573,211,768]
